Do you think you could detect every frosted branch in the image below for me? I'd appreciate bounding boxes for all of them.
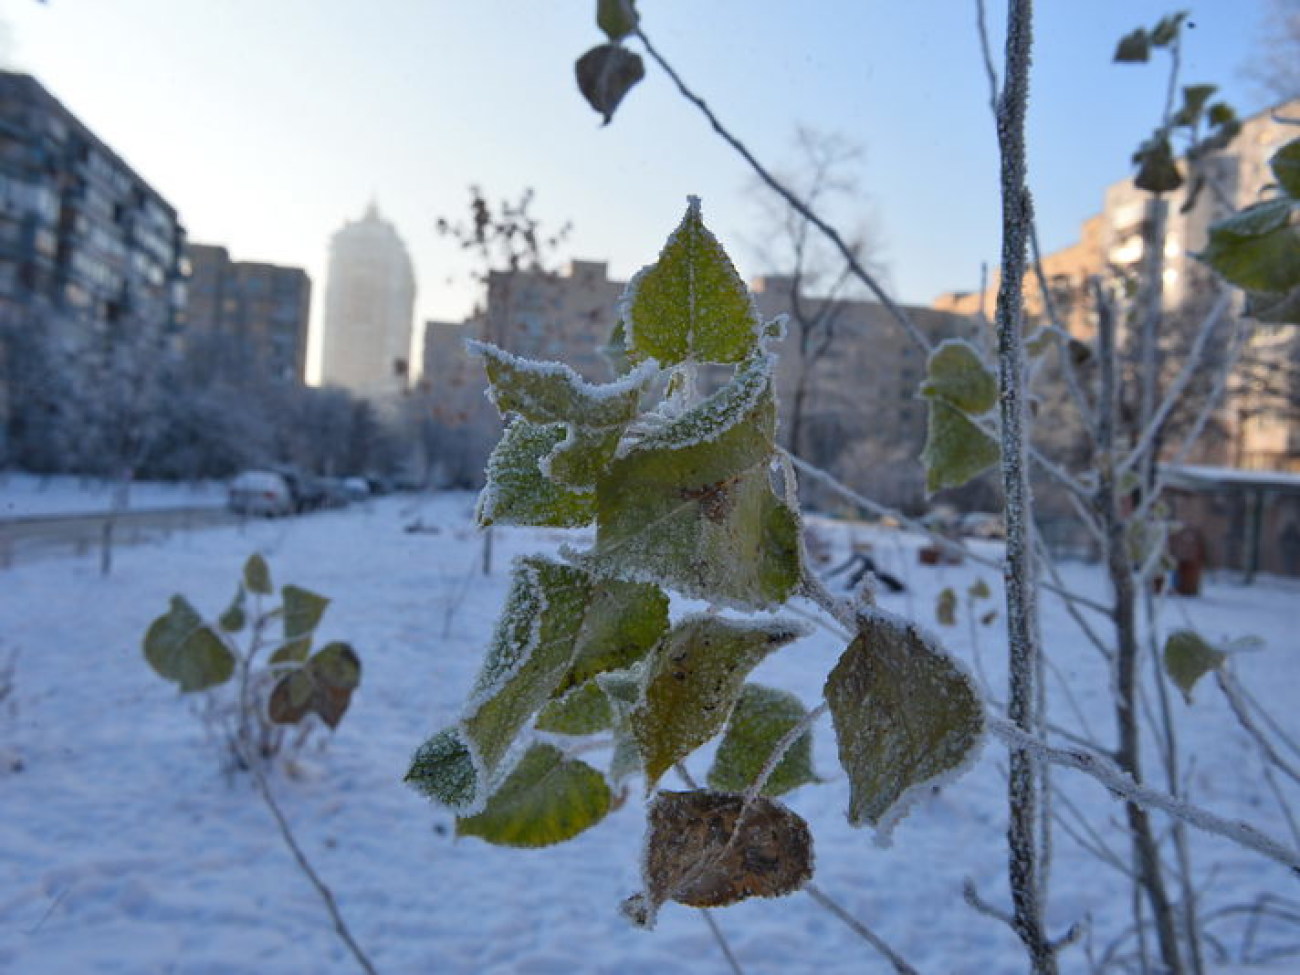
[804,883,920,975]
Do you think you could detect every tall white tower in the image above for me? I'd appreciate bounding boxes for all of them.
[320,202,416,400]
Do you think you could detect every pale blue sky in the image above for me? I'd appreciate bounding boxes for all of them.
[2,1,1270,380]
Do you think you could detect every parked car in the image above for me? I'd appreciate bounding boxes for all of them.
[274,468,326,513]
[317,477,351,509]
[228,471,294,517]
[342,476,371,502]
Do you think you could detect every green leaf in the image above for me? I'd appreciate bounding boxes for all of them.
[1113,28,1150,62]
[558,579,669,694]
[477,419,596,528]
[968,578,992,600]
[596,0,638,41]
[936,587,957,626]
[1271,139,1300,199]
[922,401,1000,494]
[921,340,997,413]
[632,615,805,789]
[1201,199,1300,294]
[268,642,361,729]
[1245,285,1300,325]
[597,669,644,785]
[244,553,272,595]
[622,790,813,927]
[535,680,615,735]
[1163,630,1226,702]
[591,355,801,609]
[707,684,817,797]
[1150,11,1187,47]
[273,584,329,664]
[624,197,761,366]
[1172,83,1217,128]
[1208,102,1237,128]
[218,586,247,633]
[456,743,611,847]
[601,319,636,376]
[825,611,984,832]
[575,42,644,125]
[406,727,479,812]
[143,595,235,692]
[461,558,592,786]
[1133,134,1184,194]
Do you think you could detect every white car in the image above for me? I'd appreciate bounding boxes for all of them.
[228,471,294,517]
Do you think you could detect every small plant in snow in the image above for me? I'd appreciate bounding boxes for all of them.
[405,199,986,928]
[143,554,362,771]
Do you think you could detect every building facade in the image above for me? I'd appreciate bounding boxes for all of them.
[185,243,311,385]
[319,202,416,401]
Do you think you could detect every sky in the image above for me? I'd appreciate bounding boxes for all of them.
[0,1,1275,383]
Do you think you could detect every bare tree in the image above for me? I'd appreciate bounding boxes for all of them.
[1246,0,1300,104]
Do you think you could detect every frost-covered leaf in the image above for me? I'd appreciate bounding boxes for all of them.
[273,584,329,664]
[596,0,638,40]
[244,553,272,595]
[268,641,361,729]
[473,341,653,488]
[1163,630,1226,702]
[461,558,592,785]
[1245,285,1300,325]
[598,669,644,785]
[601,319,636,376]
[632,616,805,789]
[1114,27,1150,62]
[477,419,595,528]
[707,684,817,797]
[575,42,644,125]
[936,587,957,626]
[591,355,800,608]
[622,198,761,366]
[405,727,479,812]
[535,680,614,735]
[559,579,669,694]
[1201,199,1300,294]
[218,586,247,633]
[623,790,813,927]
[920,341,1000,495]
[922,402,1000,494]
[825,611,984,833]
[1272,139,1300,199]
[143,595,235,692]
[456,743,611,847]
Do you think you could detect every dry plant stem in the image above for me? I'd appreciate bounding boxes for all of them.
[990,718,1300,874]
[1217,670,1300,786]
[804,883,920,975]
[241,747,379,975]
[630,26,932,356]
[1094,280,1185,973]
[699,909,744,975]
[990,1,1056,969]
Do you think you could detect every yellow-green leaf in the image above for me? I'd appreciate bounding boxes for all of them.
[218,586,247,633]
[456,743,611,847]
[476,419,595,528]
[244,553,272,595]
[936,587,958,626]
[624,198,761,366]
[707,684,817,797]
[1201,199,1300,294]
[825,611,984,832]
[268,641,361,729]
[1163,630,1226,702]
[1272,139,1300,199]
[273,584,329,664]
[920,340,998,414]
[535,680,614,736]
[596,0,638,40]
[922,401,1000,494]
[143,595,235,692]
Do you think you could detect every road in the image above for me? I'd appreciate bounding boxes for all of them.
[0,506,243,568]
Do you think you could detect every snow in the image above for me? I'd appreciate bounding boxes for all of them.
[0,473,225,519]
[2,483,1299,973]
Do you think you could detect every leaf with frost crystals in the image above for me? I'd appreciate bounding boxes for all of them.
[557,578,669,695]
[473,341,654,488]
[825,610,984,833]
[920,340,1000,495]
[707,684,817,797]
[405,727,478,812]
[535,680,614,735]
[456,743,612,847]
[273,584,329,664]
[1163,630,1226,703]
[590,354,800,609]
[1200,199,1300,295]
[622,197,761,366]
[143,595,235,692]
[461,558,592,784]
[622,790,813,927]
[476,419,595,528]
[597,668,644,785]
[632,615,805,790]
[268,641,361,729]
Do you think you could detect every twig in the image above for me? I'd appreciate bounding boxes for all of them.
[243,751,379,975]
[699,909,745,975]
[804,882,920,975]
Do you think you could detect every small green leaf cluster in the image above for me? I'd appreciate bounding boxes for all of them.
[920,340,1000,494]
[1200,138,1300,324]
[143,554,361,766]
[1114,13,1240,194]
[406,200,985,925]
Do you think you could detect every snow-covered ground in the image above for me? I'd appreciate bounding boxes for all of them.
[0,473,224,519]
[1,483,1297,974]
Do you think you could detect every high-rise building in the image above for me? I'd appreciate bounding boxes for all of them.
[185,243,311,384]
[319,202,416,400]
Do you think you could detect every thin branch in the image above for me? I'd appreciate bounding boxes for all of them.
[804,883,920,975]
[989,719,1300,875]
[699,909,745,975]
[742,702,829,805]
[1217,670,1300,787]
[631,25,933,355]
